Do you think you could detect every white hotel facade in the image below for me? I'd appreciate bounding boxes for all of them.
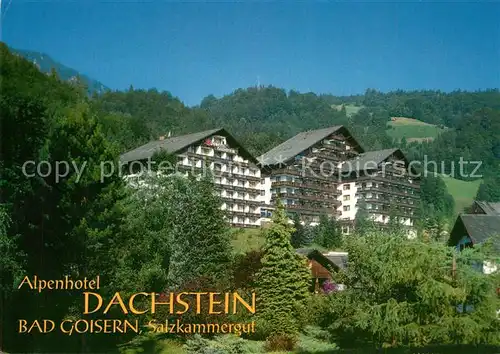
[120,126,420,233]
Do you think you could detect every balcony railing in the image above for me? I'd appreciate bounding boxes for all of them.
[273,192,341,205]
[356,185,420,199]
[271,180,339,194]
[285,204,341,216]
[214,145,237,154]
[351,175,420,189]
[357,197,417,209]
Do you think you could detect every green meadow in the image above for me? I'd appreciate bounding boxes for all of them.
[386,117,449,142]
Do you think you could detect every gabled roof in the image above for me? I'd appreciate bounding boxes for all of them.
[449,214,500,252]
[296,248,347,271]
[120,128,259,164]
[257,126,363,167]
[473,201,500,215]
[340,148,416,175]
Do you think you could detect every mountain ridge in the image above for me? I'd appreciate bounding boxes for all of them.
[9,45,108,95]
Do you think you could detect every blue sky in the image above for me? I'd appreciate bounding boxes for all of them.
[2,1,499,106]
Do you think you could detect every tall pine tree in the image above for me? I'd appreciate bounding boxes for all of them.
[255,200,311,338]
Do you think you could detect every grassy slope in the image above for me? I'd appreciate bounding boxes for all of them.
[331,104,363,117]
[440,175,482,214]
[230,227,266,254]
[386,117,448,142]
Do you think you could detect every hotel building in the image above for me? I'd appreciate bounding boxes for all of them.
[120,128,265,228]
[258,126,420,234]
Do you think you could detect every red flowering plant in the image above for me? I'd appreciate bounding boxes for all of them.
[322,279,338,294]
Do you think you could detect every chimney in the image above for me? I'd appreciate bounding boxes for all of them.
[159,136,165,141]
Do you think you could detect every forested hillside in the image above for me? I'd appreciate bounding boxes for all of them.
[10,47,108,94]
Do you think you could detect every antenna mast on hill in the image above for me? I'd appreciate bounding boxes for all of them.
[257,75,261,89]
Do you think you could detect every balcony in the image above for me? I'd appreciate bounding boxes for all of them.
[352,175,420,189]
[214,145,237,154]
[273,192,341,206]
[357,197,417,209]
[271,168,333,181]
[356,185,420,199]
[285,204,341,216]
[271,180,339,194]
[309,150,342,162]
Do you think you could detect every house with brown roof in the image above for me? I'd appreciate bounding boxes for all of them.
[448,203,500,274]
[296,248,347,293]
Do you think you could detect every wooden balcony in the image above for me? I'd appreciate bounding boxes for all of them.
[271,168,334,181]
[271,180,339,194]
[365,208,416,219]
[356,185,420,199]
[285,204,341,216]
[351,175,420,189]
[273,192,341,206]
[357,197,418,209]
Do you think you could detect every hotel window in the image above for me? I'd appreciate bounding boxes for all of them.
[237,192,244,199]
[261,179,265,184]
[343,205,350,211]
[343,195,350,201]
[343,184,351,190]
[214,177,221,184]
[238,205,244,211]
[201,147,211,155]
[238,180,244,187]
[215,151,223,159]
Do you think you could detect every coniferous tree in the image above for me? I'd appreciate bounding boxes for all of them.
[255,200,311,338]
[315,214,342,249]
[290,213,306,248]
[326,231,500,348]
[476,172,500,202]
[166,173,232,289]
[354,199,373,235]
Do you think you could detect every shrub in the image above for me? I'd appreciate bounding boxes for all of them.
[156,276,232,326]
[296,294,331,329]
[232,250,263,290]
[263,333,297,352]
[184,334,246,354]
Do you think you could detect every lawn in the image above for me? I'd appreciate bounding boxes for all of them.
[230,227,266,254]
[440,175,483,214]
[330,104,363,117]
[386,117,449,142]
